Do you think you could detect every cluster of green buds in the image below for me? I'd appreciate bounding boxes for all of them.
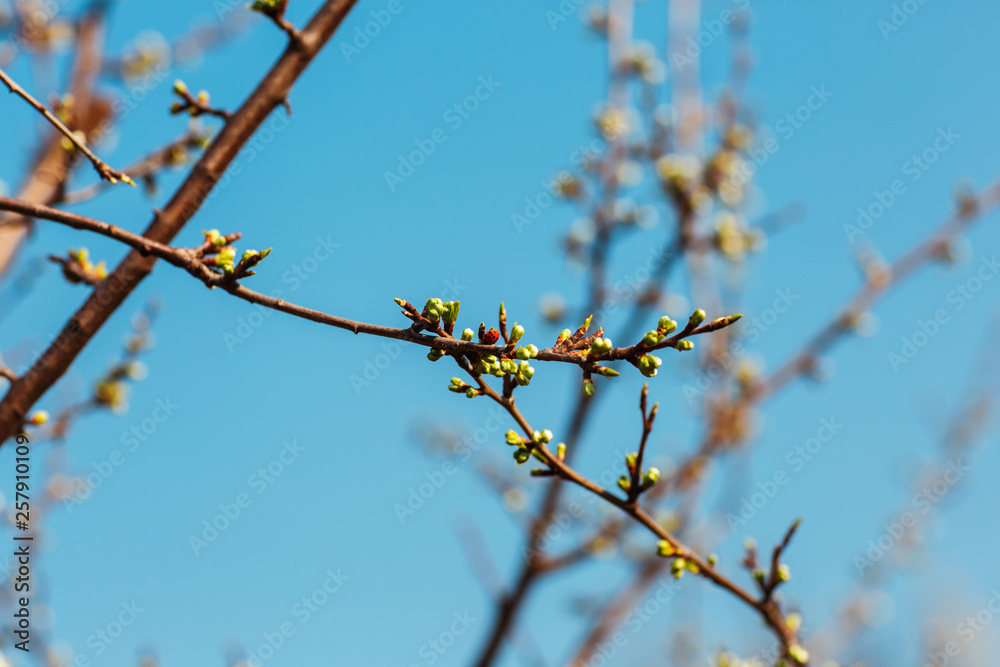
[58,247,108,285]
[637,354,662,378]
[670,557,700,579]
[587,336,613,358]
[505,428,552,465]
[203,228,227,248]
[514,344,538,360]
[427,348,446,362]
[422,298,460,325]
[447,377,470,394]
[170,80,213,117]
[475,355,502,376]
[642,315,678,347]
[619,453,660,492]
[213,246,237,274]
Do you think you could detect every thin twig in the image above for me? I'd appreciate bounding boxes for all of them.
[0,66,134,186]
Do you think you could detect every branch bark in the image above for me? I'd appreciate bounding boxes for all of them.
[0,0,361,442]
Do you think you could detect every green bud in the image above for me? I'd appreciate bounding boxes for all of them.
[583,379,595,396]
[688,308,706,328]
[510,323,525,343]
[643,330,661,347]
[173,79,188,95]
[505,430,522,446]
[426,348,446,362]
[658,316,677,334]
[465,388,479,398]
[617,475,631,491]
[461,328,474,341]
[656,540,675,557]
[556,328,572,345]
[513,447,531,465]
[788,644,809,665]
[556,443,566,459]
[644,467,660,485]
[241,249,258,261]
[777,564,791,582]
[443,300,460,325]
[671,558,686,574]
[677,340,694,351]
[752,568,766,582]
[500,358,518,374]
[539,429,553,443]
[638,354,662,378]
[593,366,619,377]
[707,553,718,566]
[625,452,638,469]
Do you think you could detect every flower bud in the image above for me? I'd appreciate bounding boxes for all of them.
[644,467,660,486]
[638,354,662,378]
[506,430,522,446]
[461,328,474,341]
[513,447,531,465]
[643,330,661,347]
[617,475,631,491]
[465,388,479,398]
[677,340,694,351]
[556,328,572,345]
[427,348,445,362]
[556,443,566,460]
[539,429,553,443]
[688,308,706,328]
[510,323,525,343]
[658,316,677,334]
[777,564,791,582]
[582,379,595,396]
[657,541,676,557]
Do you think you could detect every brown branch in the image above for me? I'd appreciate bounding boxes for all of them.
[464,378,801,661]
[0,0,362,443]
[0,66,134,186]
[0,3,109,278]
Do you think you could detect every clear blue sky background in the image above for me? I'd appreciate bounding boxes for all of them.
[2,1,1000,665]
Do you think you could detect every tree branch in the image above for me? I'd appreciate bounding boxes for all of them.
[0,0,362,442]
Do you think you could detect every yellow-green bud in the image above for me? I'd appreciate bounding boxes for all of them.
[510,323,525,343]
[677,340,694,351]
[658,316,677,334]
[506,430,522,446]
[688,308,706,328]
[461,328,474,341]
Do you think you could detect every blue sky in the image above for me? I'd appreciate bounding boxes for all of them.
[2,1,1000,665]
